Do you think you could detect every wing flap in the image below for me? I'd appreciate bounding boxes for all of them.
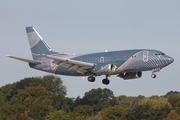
[6,55,41,64]
[37,54,95,74]
[38,54,94,67]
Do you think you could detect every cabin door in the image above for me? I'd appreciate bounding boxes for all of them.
[100,57,104,63]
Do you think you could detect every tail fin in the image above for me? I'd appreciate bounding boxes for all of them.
[26,26,52,60]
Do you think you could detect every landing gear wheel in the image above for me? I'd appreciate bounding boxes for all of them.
[102,79,110,85]
[151,74,156,78]
[88,76,95,82]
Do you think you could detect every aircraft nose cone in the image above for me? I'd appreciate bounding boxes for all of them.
[168,57,174,63]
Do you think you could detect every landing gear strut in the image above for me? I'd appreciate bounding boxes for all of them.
[102,75,110,85]
[88,76,95,82]
[151,68,160,78]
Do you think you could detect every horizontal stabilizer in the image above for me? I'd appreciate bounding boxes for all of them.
[6,55,41,64]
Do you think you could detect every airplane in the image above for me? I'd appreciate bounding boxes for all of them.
[7,26,174,85]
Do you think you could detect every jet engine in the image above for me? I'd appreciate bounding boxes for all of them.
[95,64,117,75]
[118,72,142,80]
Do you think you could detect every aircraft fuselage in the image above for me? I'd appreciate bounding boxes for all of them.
[29,49,173,77]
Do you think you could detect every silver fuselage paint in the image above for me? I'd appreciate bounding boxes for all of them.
[29,49,174,76]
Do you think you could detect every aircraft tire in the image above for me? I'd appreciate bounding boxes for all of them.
[102,79,110,85]
[88,76,95,82]
[151,74,156,78]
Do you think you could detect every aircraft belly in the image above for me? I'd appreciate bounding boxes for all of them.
[29,60,54,73]
[54,66,83,76]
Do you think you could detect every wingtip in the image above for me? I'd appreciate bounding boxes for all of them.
[6,55,11,57]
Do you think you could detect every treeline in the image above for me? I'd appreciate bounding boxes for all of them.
[0,75,180,120]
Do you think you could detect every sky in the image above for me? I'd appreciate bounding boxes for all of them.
[1,1,180,98]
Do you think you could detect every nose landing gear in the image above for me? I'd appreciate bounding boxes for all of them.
[151,68,161,78]
[151,74,156,78]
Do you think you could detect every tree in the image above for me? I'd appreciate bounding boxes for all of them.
[101,105,128,120]
[116,95,144,110]
[29,103,54,120]
[15,75,66,96]
[0,75,69,119]
[10,86,54,120]
[63,97,75,112]
[70,105,94,120]
[129,97,172,120]
[45,110,69,120]
[0,103,27,120]
[6,111,33,120]
[15,75,67,110]
[10,86,53,107]
[164,91,180,98]
[86,116,103,120]
[164,110,180,120]
[79,88,117,112]
[164,91,180,113]
[0,83,17,102]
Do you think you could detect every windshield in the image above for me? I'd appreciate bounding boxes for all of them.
[155,52,165,56]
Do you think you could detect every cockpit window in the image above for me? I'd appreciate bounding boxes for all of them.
[155,52,165,56]
[161,53,165,55]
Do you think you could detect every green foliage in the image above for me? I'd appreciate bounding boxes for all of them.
[164,91,180,113]
[10,86,53,107]
[63,97,75,112]
[101,105,128,120]
[29,103,54,120]
[14,75,67,111]
[9,86,54,120]
[6,111,33,120]
[0,75,180,119]
[45,110,69,120]
[116,95,144,110]
[70,105,94,120]
[164,91,180,98]
[0,103,27,120]
[79,88,117,112]
[163,110,180,120]
[129,97,172,120]
[85,116,103,120]
[16,75,66,96]
[0,83,17,102]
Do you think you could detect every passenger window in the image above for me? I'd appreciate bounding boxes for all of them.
[155,53,158,55]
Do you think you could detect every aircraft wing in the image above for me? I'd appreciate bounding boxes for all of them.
[6,55,41,64]
[37,54,95,74]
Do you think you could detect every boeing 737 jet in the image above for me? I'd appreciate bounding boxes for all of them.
[7,27,174,85]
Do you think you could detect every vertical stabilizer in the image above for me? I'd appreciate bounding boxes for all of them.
[26,26,52,60]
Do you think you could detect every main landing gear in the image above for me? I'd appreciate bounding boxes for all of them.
[102,75,110,85]
[88,76,95,82]
[87,75,110,85]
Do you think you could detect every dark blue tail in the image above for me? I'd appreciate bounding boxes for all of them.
[26,26,54,60]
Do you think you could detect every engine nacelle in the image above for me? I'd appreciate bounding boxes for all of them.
[95,64,117,75]
[118,72,142,80]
